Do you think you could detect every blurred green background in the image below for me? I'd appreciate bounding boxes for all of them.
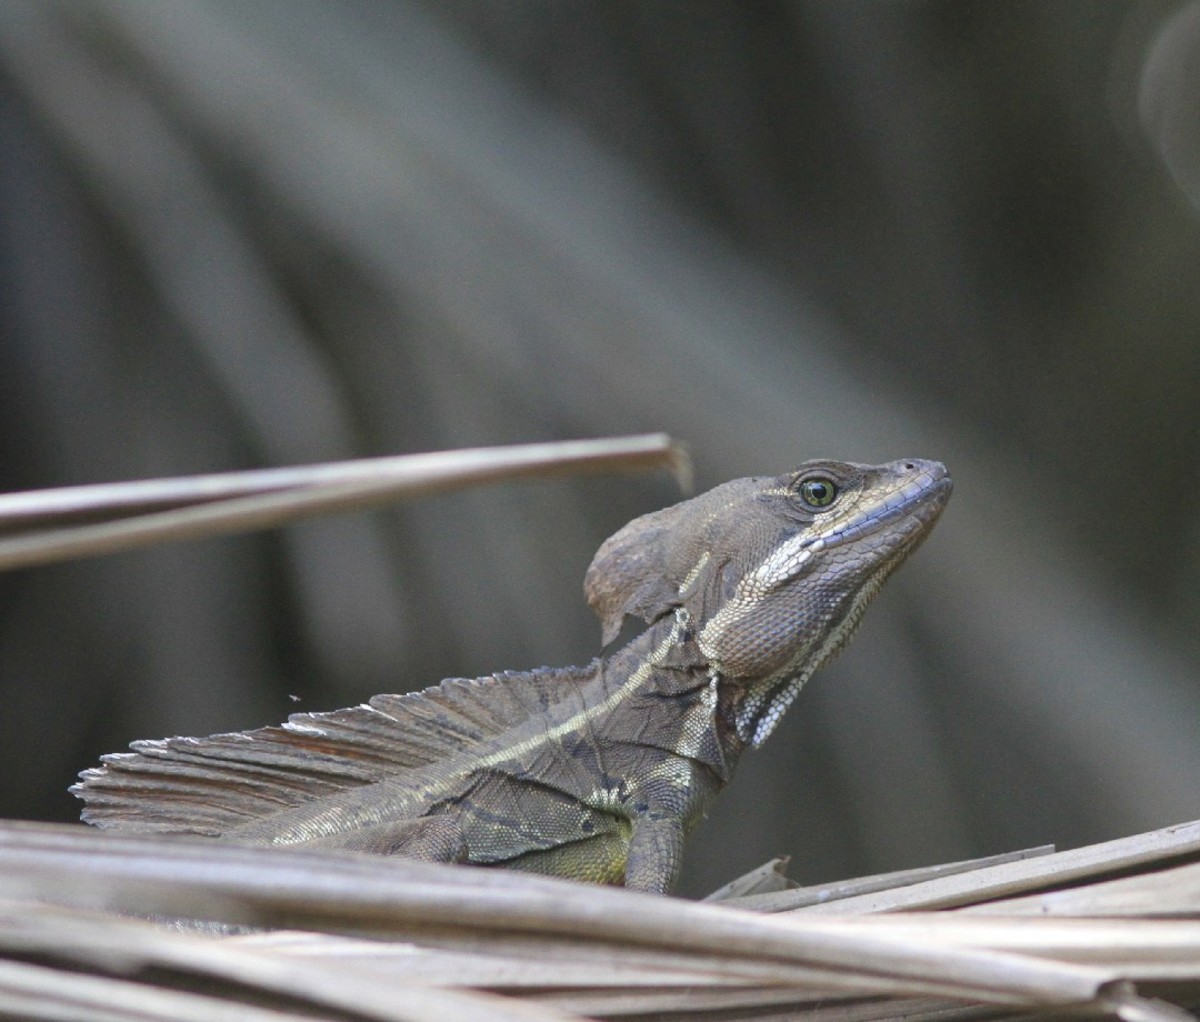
[1,1,1198,897]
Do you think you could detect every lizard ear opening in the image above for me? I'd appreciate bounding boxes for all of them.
[584,503,689,645]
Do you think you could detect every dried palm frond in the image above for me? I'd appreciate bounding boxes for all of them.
[0,438,1191,1020]
[2,819,1200,1022]
[0,434,684,572]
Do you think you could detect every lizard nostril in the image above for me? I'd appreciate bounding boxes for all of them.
[904,462,915,470]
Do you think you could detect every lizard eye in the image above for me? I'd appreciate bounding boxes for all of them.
[798,477,838,509]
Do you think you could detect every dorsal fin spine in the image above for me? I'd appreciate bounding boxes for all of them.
[72,663,597,836]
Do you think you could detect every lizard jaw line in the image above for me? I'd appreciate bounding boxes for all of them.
[750,467,949,590]
[806,466,949,552]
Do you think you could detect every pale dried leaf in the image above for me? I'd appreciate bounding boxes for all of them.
[724,846,1056,913]
[704,857,796,901]
[0,957,311,1022]
[0,435,684,571]
[799,820,1200,914]
[965,861,1200,919]
[0,822,1138,1009]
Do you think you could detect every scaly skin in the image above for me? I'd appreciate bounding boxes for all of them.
[74,458,951,893]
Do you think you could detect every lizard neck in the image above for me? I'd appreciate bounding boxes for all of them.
[599,612,748,785]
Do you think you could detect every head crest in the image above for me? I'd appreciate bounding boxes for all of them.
[584,479,759,644]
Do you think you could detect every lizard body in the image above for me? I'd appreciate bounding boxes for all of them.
[74,458,950,893]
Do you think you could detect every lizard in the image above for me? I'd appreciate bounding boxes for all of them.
[73,457,951,894]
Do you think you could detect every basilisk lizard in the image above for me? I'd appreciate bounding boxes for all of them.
[74,458,951,894]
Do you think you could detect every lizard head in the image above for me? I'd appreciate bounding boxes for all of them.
[585,458,951,745]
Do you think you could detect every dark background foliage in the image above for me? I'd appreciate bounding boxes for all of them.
[1,1,1198,897]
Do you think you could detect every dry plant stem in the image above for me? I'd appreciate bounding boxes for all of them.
[5,904,829,994]
[0,957,309,1022]
[722,846,1056,912]
[800,820,1200,914]
[0,823,1154,1011]
[8,902,1194,1022]
[703,856,794,901]
[0,906,585,1022]
[730,998,1009,1022]
[228,921,1200,986]
[742,915,1200,980]
[526,984,877,1017]
[0,435,684,572]
[967,860,1200,918]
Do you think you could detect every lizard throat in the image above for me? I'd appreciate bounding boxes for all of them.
[730,545,904,748]
[735,673,807,747]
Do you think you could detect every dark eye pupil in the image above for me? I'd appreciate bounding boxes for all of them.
[800,479,836,507]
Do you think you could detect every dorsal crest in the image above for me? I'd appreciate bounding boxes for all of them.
[72,664,594,837]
